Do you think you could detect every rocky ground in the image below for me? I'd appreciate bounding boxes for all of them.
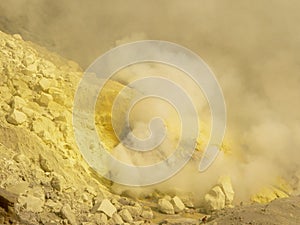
[0,29,207,225]
[207,195,300,225]
[0,29,299,225]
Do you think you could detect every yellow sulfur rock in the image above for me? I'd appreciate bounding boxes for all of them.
[38,92,53,106]
[22,53,35,66]
[26,101,43,114]
[204,186,226,211]
[38,77,52,91]
[218,176,234,205]
[251,186,289,204]
[11,96,27,110]
[275,177,293,195]
[12,79,28,90]
[23,63,37,76]
[6,109,27,125]
[48,87,65,105]
[95,80,138,150]
[22,107,39,118]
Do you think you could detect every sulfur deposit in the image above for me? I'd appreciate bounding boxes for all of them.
[0,30,159,224]
[0,29,299,225]
[0,29,211,225]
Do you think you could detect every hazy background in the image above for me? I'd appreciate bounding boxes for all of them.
[1,0,300,202]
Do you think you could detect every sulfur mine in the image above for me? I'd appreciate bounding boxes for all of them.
[1,1,300,225]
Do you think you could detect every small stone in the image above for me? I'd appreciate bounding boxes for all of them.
[97,199,117,218]
[94,213,108,225]
[39,78,52,91]
[111,213,123,225]
[158,198,175,214]
[51,176,61,191]
[30,186,45,200]
[123,203,143,217]
[31,117,55,135]
[54,111,69,123]
[204,186,226,211]
[13,34,23,40]
[91,201,101,214]
[40,61,56,77]
[22,54,35,66]
[119,209,133,222]
[61,204,78,225]
[1,103,11,112]
[6,181,29,195]
[141,208,153,219]
[48,87,65,105]
[181,196,194,208]
[11,96,27,109]
[82,193,89,202]
[18,194,44,213]
[39,154,53,172]
[171,196,185,213]
[45,199,62,213]
[118,197,133,206]
[38,130,52,144]
[23,63,37,75]
[85,186,98,196]
[38,92,53,106]
[13,153,30,164]
[111,198,122,210]
[163,195,172,201]
[27,101,42,113]
[22,107,38,118]
[90,194,105,214]
[6,109,27,125]
[5,40,17,49]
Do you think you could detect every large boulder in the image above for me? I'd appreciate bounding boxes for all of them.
[204,186,226,212]
[218,175,234,205]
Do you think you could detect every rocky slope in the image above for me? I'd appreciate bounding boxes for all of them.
[0,30,157,225]
[0,29,216,225]
[0,29,299,225]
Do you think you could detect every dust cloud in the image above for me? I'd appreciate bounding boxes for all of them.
[1,0,300,203]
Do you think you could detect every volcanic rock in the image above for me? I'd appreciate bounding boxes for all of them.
[97,199,117,218]
[204,186,226,211]
[158,198,175,214]
[6,109,27,125]
[61,204,78,225]
[218,176,234,205]
[119,208,133,222]
[171,196,186,213]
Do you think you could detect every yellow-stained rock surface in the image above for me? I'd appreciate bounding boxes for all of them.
[0,30,153,224]
[251,186,288,204]
[0,29,298,224]
[95,79,138,151]
[0,30,212,224]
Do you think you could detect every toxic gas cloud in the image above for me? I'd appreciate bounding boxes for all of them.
[1,0,300,204]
